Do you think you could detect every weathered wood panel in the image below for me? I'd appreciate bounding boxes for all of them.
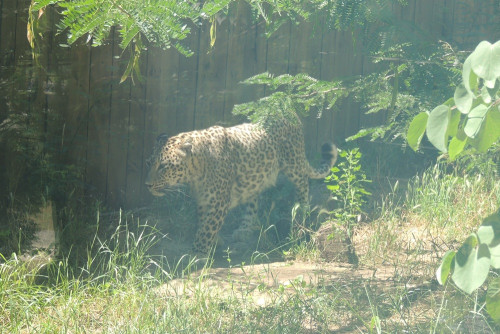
[223,2,266,123]
[106,33,130,207]
[175,28,199,134]
[0,0,17,69]
[140,46,171,206]
[124,52,148,206]
[86,44,113,200]
[288,18,324,156]
[194,18,229,129]
[452,0,500,47]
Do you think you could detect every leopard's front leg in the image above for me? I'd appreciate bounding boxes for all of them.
[192,197,230,255]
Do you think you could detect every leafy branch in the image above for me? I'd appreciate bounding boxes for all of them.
[232,72,347,124]
[28,0,408,81]
[407,40,500,159]
[347,41,461,143]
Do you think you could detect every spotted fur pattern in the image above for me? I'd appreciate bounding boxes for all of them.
[145,114,337,254]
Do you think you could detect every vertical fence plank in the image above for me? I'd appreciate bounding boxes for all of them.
[440,0,455,41]
[158,49,184,138]
[288,19,324,156]
[14,0,36,119]
[193,17,229,129]
[62,43,90,196]
[414,0,436,35]
[0,0,17,68]
[140,45,181,205]
[124,51,148,206]
[223,2,265,122]
[44,10,73,185]
[175,28,200,133]
[318,28,339,147]
[142,47,166,177]
[327,30,356,140]
[453,0,499,48]
[105,35,131,208]
[343,31,364,140]
[15,1,30,60]
[265,22,291,76]
[86,43,113,201]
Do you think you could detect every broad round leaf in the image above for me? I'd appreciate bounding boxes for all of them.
[454,83,473,114]
[478,210,500,269]
[481,85,492,104]
[407,112,428,151]
[485,79,497,89]
[486,277,500,324]
[448,135,467,160]
[452,234,490,294]
[470,41,500,81]
[464,104,489,138]
[487,79,500,97]
[443,97,456,108]
[475,109,500,152]
[436,250,456,285]
[462,56,479,95]
[446,109,461,138]
[426,105,450,152]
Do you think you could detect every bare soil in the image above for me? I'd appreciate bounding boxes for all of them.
[159,218,439,307]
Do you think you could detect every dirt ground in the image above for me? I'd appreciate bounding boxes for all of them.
[157,219,438,307]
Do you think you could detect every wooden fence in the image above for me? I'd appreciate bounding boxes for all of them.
[1,0,499,208]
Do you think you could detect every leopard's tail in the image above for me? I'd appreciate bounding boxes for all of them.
[308,143,338,179]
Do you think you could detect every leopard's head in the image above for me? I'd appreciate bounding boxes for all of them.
[145,134,193,196]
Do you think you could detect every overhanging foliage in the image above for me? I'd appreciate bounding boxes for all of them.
[29,0,407,72]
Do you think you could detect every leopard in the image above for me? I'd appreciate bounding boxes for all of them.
[145,112,338,255]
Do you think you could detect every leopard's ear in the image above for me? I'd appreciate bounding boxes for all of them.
[177,139,193,157]
[181,141,192,154]
[156,133,169,142]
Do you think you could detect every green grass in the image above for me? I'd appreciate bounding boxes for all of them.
[362,164,500,266]
[1,164,500,333]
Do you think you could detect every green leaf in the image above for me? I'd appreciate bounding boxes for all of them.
[326,184,339,191]
[426,105,450,152]
[119,24,140,50]
[436,250,455,285]
[407,112,428,151]
[452,234,490,294]
[448,135,467,160]
[454,83,473,114]
[346,127,380,142]
[446,108,461,138]
[470,40,500,81]
[487,79,500,97]
[462,55,479,95]
[210,17,216,48]
[486,277,500,324]
[477,209,500,269]
[443,97,456,108]
[120,54,135,84]
[474,109,500,152]
[481,85,492,104]
[464,104,489,138]
[485,79,497,89]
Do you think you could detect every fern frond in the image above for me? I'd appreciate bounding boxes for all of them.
[234,72,347,124]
